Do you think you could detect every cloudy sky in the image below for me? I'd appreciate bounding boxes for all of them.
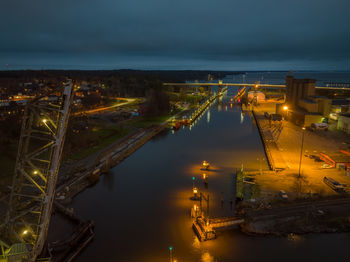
[1,0,349,70]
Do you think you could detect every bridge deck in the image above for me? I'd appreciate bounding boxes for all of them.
[164,82,345,90]
[209,217,244,229]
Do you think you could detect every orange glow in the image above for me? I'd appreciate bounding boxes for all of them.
[202,160,210,169]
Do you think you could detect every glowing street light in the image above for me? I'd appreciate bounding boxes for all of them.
[33,170,38,175]
[22,230,28,235]
[42,119,47,123]
[283,106,288,111]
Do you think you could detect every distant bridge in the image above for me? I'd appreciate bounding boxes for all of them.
[163,82,349,90]
[163,82,286,88]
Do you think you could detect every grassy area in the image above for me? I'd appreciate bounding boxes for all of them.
[185,94,206,104]
[128,114,173,128]
[68,111,172,161]
[69,125,131,161]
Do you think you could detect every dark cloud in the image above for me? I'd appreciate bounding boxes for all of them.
[0,0,349,70]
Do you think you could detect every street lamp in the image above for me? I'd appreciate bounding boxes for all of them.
[283,105,288,120]
[298,127,306,178]
[169,246,173,262]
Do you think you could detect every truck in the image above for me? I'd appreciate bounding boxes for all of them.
[323,177,345,192]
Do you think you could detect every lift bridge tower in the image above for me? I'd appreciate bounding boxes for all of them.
[0,81,74,261]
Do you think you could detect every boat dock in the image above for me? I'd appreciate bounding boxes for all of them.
[189,87,227,124]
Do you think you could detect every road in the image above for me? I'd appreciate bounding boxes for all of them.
[247,197,350,221]
[73,97,137,116]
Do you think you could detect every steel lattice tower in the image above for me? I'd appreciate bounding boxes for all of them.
[3,81,74,261]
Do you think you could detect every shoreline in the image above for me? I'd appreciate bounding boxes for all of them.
[54,93,223,204]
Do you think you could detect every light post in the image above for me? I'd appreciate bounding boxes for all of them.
[169,246,173,262]
[298,127,306,178]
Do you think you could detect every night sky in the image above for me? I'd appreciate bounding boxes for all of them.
[1,0,349,70]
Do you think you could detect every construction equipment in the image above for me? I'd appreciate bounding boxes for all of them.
[1,80,74,261]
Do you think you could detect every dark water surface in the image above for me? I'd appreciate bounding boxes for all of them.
[70,88,349,262]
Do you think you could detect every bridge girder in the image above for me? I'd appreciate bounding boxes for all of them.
[2,81,74,261]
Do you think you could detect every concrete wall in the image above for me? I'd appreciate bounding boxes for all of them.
[298,99,318,113]
[304,114,324,127]
[337,116,350,134]
[317,98,332,116]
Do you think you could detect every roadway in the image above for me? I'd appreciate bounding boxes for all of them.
[73,98,137,116]
[246,197,350,221]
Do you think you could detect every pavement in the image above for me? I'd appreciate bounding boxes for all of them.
[251,102,350,199]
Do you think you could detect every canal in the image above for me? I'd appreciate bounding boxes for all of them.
[68,87,349,261]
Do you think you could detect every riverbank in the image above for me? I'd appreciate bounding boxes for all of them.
[56,123,168,203]
[55,93,223,204]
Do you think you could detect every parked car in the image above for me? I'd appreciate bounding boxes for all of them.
[310,123,328,131]
[321,163,332,169]
[279,190,288,200]
[269,114,282,121]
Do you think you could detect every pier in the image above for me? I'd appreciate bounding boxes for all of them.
[252,109,287,171]
[191,190,244,242]
[189,86,227,124]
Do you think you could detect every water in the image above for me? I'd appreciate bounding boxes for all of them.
[47,72,350,262]
[63,85,350,262]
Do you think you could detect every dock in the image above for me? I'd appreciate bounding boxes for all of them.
[252,110,287,171]
[189,87,227,124]
[209,216,245,230]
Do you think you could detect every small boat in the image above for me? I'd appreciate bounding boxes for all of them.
[202,160,210,170]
